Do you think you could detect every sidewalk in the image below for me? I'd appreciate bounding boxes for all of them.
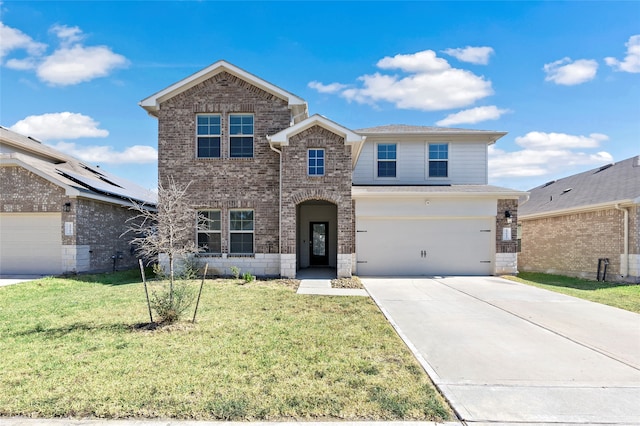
[296,278,368,296]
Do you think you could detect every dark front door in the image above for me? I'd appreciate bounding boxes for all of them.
[310,222,329,266]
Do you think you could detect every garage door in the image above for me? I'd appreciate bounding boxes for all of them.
[356,218,494,276]
[0,213,62,275]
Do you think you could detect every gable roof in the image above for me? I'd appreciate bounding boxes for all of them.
[139,60,308,122]
[266,114,366,168]
[519,155,640,218]
[356,124,507,144]
[0,126,157,206]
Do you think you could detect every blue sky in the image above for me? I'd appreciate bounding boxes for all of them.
[2,1,639,191]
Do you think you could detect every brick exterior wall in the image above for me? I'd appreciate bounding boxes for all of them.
[280,125,354,277]
[75,198,139,272]
[1,165,65,212]
[518,207,639,281]
[0,164,141,273]
[157,71,289,256]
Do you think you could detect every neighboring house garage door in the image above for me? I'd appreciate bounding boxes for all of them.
[0,213,62,275]
[356,218,494,276]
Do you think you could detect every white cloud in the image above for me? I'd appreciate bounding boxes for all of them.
[543,57,598,85]
[436,105,510,126]
[442,46,494,65]
[307,81,348,94]
[47,141,158,165]
[515,131,608,149]
[605,34,640,73]
[0,21,47,60]
[1,22,127,85]
[9,112,109,140]
[308,50,493,111]
[37,44,127,86]
[489,131,612,184]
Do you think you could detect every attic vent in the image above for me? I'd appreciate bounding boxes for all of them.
[634,156,640,168]
[594,163,614,173]
[541,180,556,188]
[562,188,573,194]
[27,136,42,144]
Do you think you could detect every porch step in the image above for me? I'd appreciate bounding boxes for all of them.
[297,279,368,297]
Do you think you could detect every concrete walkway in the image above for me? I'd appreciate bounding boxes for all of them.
[0,276,42,287]
[296,278,368,296]
[363,276,640,424]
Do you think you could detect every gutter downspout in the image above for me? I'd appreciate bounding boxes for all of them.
[268,140,282,266]
[615,204,629,278]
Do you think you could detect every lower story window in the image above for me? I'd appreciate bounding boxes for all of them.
[230,210,254,254]
[197,210,221,254]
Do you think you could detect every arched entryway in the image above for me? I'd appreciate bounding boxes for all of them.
[296,200,338,273]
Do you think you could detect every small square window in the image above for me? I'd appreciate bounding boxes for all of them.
[308,149,325,176]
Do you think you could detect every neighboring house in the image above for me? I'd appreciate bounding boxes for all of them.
[0,127,157,276]
[518,156,640,283]
[140,60,525,278]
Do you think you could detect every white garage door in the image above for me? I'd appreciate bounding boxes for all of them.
[0,213,62,275]
[356,218,494,276]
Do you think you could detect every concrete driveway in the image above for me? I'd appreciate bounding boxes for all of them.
[362,276,640,424]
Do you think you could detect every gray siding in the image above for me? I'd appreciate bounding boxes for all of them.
[353,140,488,185]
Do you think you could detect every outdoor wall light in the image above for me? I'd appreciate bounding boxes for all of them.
[63,202,71,212]
[505,210,512,224]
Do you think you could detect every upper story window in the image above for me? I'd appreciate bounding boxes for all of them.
[428,143,448,178]
[308,149,325,176]
[197,210,221,254]
[229,210,254,255]
[229,114,254,158]
[196,115,221,158]
[377,143,397,178]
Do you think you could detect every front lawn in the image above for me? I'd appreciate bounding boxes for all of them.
[504,272,640,313]
[0,270,451,421]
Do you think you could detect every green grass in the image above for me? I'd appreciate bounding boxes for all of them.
[504,272,640,313]
[0,270,451,421]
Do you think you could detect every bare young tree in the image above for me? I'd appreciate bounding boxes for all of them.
[125,177,202,301]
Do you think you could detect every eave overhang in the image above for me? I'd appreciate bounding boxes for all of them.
[352,185,526,199]
[520,197,640,220]
[139,60,308,119]
[267,114,366,168]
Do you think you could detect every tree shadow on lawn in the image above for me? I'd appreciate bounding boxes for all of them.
[16,320,190,338]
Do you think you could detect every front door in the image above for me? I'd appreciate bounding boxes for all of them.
[310,222,329,266]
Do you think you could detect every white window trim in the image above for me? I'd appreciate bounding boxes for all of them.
[426,142,449,179]
[197,209,222,254]
[195,113,222,159]
[375,142,398,180]
[307,148,325,177]
[229,113,254,159]
[229,209,255,256]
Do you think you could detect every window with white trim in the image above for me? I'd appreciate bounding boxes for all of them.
[377,143,397,178]
[197,210,221,254]
[229,114,254,158]
[229,210,254,254]
[308,149,325,176]
[428,143,448,177]
[196,115,221,158]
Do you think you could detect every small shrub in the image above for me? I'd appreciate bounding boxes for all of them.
[242,272,255,283]
[150,280,196,323]
[230,266,241,279]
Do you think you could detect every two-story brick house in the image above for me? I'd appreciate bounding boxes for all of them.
[141,61,524,278]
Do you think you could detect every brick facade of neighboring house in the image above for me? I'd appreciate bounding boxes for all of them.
[0,127,156,275]
[141,61,526,278]
[519,156,640,283]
